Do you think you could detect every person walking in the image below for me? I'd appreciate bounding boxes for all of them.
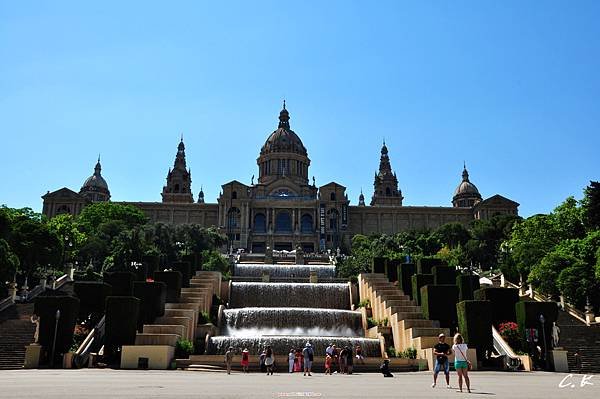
[432,333,452,389]
[339,346,348,374]
[288,348,295,373]
[264,345,275,375]
[355,344,365,365]
[325,353,332,375]
[452,333,471,393]
[259,349,267,373]
[224,346,234,375]
[302,342,314,376]
[241,348,250,373]
[345,346,354,375]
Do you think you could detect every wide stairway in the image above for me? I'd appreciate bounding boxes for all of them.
[0,303,35,370]
[556,310,600,373]
[359,273,448,360]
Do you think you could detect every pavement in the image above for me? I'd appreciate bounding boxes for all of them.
[0,369,598,398]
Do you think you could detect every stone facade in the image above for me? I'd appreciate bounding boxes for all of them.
[42,103,519,252]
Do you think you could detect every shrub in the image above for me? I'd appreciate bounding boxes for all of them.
[358,298,371,308]
[175,339,195,358]
[142,254,160,275]
[398,263,416,298]
[417,258,446,274]
[153,271,182,303]
[133,281,167,330]
[420,285,459,329]
[411,274,434,305]
[515,301,559,355]
[104,296,140,356]
[103,272,135,296]
[498,321,521,351]
[372,257,386,274]
[386,258,401,282]
[457,300,492,360]
[474,287,519,326]
[386,346,397,358]
[198,311,211,325]
[73,281,112,320]
[432,266,457,285]
[399,347,417,359]
[456,274,480,301]
[367,317,377,329]
[34,295,80,359]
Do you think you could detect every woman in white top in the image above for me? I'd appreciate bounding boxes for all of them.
[452,333,471,393]
[288,348,295,373]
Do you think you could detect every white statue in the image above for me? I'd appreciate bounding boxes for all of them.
[552,322,560,348]
[30,314,40,344]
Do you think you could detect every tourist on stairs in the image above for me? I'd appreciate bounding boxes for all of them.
[432,333,452,389]
[452,333,471,393]
[288,349,295,373]
[241,348,250,373]
[302,342,314,376]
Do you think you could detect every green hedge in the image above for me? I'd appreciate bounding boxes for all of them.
[103,272,135,297]
[386,258,400,282]
[420,285,459,329]
[153,271,182,303]
[412,274,434,306]
[457,300,492,360]
[417,258,446,274]
[133,281,167,330]
[34,295,80,358]
[142,254,160,275]
[73,281,112,320]
[104,296,140,355]
[172,261,192,288]
[456,275,481,301]
[474,287,519,326]
[399,263,416,298]
[372,257,386,274]
[432,266,457,285]
[515,301,559,356]
[182,253,200,272]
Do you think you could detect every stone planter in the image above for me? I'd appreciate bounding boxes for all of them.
[518,355,533,371]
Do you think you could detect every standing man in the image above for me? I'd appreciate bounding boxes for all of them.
[224,346,234,375]
[432,333,452,389]
[302,342,314,376]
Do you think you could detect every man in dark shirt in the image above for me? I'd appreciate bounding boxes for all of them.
[432,333,452,388]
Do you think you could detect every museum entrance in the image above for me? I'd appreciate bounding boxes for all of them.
[274,242,293,251]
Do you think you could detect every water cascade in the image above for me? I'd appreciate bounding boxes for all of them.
[234,264,336,279]
[229,282,350,309]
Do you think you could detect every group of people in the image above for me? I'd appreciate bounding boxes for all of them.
[431,333,472,394]
[224,342,366,376]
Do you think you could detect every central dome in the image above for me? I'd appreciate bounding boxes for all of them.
[260,105,307,156]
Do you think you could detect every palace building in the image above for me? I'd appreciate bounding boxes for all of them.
[42,103,519,252]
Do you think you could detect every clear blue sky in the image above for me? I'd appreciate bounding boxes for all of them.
[1,1,599,217]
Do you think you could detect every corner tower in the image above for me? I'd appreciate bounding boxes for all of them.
[370,141,403,206]
[162,138,193,203]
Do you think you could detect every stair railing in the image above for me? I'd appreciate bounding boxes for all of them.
[72,315,106,368]
[492,325,522,371]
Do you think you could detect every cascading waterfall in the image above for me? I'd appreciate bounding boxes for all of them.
[223,307,363,337]
[234,264,336,279]
[229,282,350,309]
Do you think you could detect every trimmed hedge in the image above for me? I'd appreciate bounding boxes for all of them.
[399,263,416,298]
[386,258,401,282]
[432,266,457,285]
[456,275,481,301]
[153,271,182,303]
[172,261,192,288]
[372,257,386,274]
[417,258,447,274]
[103,272,135,297]
[412,274,434,306]
[474,287,519,326]
[34,295,80,357]
[104,296,140,353]
[73,281,112,320]
[515,301,559,355]
[133,281,167,330]
[182,253,200,272]
[457,300,493,360]
[142,254,160,275]
[420,285,459,329]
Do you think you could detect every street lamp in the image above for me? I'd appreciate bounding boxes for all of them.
[539,314,547,367]
[50,309,61,367]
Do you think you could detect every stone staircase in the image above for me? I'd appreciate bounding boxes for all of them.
[0,303,35,370]
[358,273,449,359]
[556,310,600,373]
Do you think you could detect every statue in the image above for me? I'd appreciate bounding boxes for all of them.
[251,175,254,185]
[30,314,40,344]
[312,176,316,186]
[552,322,560,348]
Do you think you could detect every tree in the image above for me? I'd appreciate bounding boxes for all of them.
[77,202,147,234]
[529,250,579,298]
[0,238,19,289]
[582,181,600,231]
[434,223,471,249]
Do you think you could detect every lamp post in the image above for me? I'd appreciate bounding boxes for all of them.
[539,314,547,367]
[50,309,61,367]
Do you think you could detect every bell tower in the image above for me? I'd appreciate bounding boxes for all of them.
[162,138,194,203]
[371,141,403,206]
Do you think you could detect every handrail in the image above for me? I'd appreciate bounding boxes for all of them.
[73,315,105,368]
[0,296,14,312]
[492,325,522,371]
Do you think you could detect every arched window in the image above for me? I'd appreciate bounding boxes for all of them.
[330,192,336,201]
[227,207,240,228]
[275,211,292,233]
[385,187,391,196]
[301,214,313,233]
[232,191,237,199]
[254,213,266,233]
[328,209,339,231]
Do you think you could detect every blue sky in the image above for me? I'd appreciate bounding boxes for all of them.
[1,1,599,217]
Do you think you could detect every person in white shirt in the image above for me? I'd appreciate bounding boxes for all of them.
[288,348,295,373]
[452,333,471,393]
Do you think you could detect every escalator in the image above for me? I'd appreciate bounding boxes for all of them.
[492,325,522,370]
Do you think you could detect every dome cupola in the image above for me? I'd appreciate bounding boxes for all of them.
[452,163,482,207]
[80,156,110,202]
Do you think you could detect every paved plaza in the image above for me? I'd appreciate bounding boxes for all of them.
[0,370,598,398]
